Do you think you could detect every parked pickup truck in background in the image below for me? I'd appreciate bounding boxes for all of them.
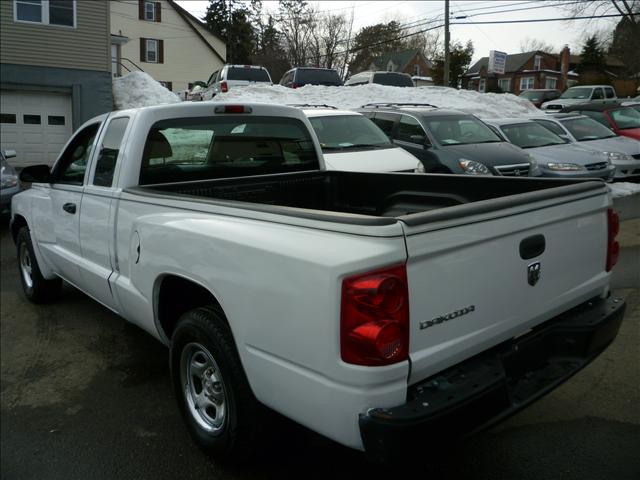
[11,102,626,462]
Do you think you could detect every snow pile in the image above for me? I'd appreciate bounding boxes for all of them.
[609,182,640,198]
[211,84,541,119]
[113,71,181,110]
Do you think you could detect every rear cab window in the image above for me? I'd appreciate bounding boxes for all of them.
[139,116,319,185]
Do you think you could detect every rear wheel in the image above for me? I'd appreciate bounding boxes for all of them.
[16,227,62,303]
[170,306,260,462]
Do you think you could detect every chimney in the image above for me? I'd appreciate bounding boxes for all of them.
[560,45,570,90]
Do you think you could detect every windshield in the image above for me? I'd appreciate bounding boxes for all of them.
[500,122,567,149]
[296,69,342,85]
[139,116,318,185]
[520,91,545,101]
[609,107,640,129]
[372,73,414,87]
[226,67,271,82]
[561,117,616,140]
[560,87,593,99]
[425,116,502,146]
[309,115,392,151]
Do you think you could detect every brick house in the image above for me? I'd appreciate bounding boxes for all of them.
[367,48,432,78]
[462,47,577,95]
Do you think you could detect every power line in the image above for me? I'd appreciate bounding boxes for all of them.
[453,1,586,19]
[452,13,626,25]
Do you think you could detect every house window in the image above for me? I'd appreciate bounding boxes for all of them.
[146,39,158,62]
[413,64,420,76]
[520,77,535,91]
[15,0,76,27]
[534,55,542,71]
[144,0,155,21]
[387,60,394,72]
[479,78,486,93]
[498,78,511,92]
[159,81,173,91]
[545,77,558,89]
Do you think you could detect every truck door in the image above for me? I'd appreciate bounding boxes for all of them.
[78,116,131,312]
[33,122,102,286]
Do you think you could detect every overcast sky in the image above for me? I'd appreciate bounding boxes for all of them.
[175,0,620,62]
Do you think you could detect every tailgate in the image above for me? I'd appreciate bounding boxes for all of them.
[402,185,610,385]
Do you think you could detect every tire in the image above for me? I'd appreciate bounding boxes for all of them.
[16,226,62,304]
[170,306,260,462]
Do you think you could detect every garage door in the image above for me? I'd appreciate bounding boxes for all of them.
[0,90,73,167]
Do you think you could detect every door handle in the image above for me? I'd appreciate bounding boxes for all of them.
[62,203,77,214]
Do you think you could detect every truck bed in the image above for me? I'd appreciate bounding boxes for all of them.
[129,171,605,226]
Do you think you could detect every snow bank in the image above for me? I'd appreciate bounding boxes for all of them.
[113,71,181,110]
[212,84,541,119]
[609,182,640,198]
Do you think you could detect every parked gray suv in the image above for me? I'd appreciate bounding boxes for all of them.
[358,104,540,176]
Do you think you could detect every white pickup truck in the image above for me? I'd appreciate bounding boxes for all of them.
[11,102,626,462]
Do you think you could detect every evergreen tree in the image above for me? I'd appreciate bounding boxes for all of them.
[431,40,474,87]
[578,35,605,73]
[204,0,256,63]
[348,22,407,74]
[609,17,640,77]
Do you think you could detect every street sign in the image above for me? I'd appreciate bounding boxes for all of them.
[488,50,507,75]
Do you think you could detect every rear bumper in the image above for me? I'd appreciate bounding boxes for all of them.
[359,294,626,461]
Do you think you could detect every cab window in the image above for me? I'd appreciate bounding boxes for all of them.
[51,123,101,185]
[93,117,129,187]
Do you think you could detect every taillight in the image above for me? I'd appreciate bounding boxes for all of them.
[606,208,620,272]
[341,264,409,366]
[291,82,300,89]
[220,81,228,92]
[213,105,252,114]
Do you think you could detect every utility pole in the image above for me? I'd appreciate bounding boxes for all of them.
[443,0,450,87]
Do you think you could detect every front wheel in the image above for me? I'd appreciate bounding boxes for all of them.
[170,306,260,462]
[16,227,62,303]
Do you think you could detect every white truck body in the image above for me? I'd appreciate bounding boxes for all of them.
[11,102,625,458]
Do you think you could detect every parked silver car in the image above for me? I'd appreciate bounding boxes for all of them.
[1,150,21,214]
[486,118,615,181]
[201,65,272,100]
[532,114,640,179]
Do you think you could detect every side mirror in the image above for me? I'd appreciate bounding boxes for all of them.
[3,149,16,159]
[410,135,431,148]
[20,164,51,183]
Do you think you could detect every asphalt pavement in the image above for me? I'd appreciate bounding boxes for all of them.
[1,215,639,480]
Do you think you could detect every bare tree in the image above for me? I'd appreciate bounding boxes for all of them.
[553,0,639,23]
[320,14,347,70]
[277,0,314,67]
[519,37,556,53]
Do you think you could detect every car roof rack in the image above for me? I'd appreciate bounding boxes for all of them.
[288,104,337,109]
[360,102,439,109]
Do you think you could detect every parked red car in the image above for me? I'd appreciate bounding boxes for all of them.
[561,103,640,140]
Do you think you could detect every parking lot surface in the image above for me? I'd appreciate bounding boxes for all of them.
[1,217,639,480]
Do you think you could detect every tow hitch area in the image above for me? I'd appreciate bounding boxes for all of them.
[360,295,626,462]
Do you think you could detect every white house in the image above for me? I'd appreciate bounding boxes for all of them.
[110,0,226,92]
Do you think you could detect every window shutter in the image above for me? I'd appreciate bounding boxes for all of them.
[138,0,145,20]
[155,2,161,22]
[140,38,146,62]
[159,40,164,64]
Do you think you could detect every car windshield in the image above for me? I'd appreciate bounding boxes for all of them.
[296,69,342,85]
[560,87,593,99]
[425,116,502,146]
[520,91,544,101]
[500,122,567,148]
[372,73,414,87]
[561,117,616,140]
[309,115,392,151]
[226,67,271,82]
[609,107,640,129]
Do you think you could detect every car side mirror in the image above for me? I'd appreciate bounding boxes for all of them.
[20,164,51,183]
[410,135,431,148]
[3,149,16,159]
